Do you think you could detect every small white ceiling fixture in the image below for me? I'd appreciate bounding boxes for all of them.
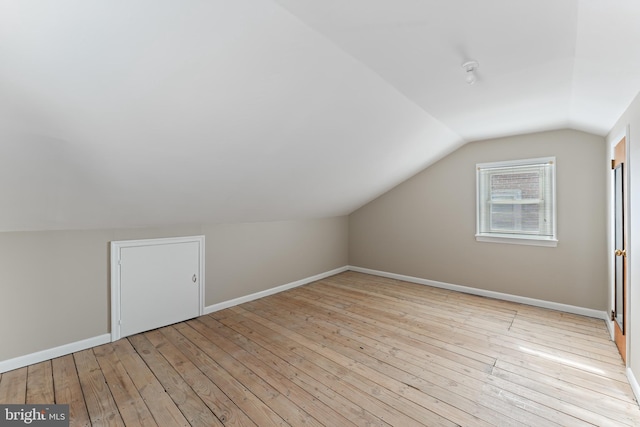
[462,60,479,85]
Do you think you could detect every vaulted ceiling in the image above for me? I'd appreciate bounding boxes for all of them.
[1,1,639,231]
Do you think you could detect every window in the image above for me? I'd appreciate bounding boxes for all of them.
[476,157,557,246]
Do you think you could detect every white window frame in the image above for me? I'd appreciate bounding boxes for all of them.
[476,157,557,247]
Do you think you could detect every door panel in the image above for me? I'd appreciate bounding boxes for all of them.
[613,137,627,362]
[119,241,200,338]
[614,163,624,332]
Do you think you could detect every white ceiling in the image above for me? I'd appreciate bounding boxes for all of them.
[274,0,640,139]
[1,0,639,232]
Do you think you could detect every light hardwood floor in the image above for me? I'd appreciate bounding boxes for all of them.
[1,271,639,426]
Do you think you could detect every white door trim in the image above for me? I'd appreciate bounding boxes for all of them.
[110,235,205,341]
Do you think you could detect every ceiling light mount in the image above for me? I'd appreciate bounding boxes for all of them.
[462,60,479,85]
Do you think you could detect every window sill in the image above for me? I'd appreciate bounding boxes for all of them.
[475,234,558,247]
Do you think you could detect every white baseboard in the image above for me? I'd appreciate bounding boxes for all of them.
[204,266,349,314]
[0,334,111,374]
[627,368,640,404]
[348,266,608,321]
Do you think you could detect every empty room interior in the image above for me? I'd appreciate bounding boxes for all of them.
[3,1,640,426]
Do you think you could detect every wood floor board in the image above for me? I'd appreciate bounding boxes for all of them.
[326,295,505,357]
[504,326,622,365]
[206,308,237,321]
[492,365,638,426]
[494,359,638,412]
[288,283,632,395]
[220,307,458,427]
[0,367,27,404]
[158,324,320,426]
[328,274,519,324]
[487,329,623,364]
[342,272,606,333]
[172,322,299,427]
[507,323,616,356]
[294,286,533,371]
[145,328,259,427]
[510,307,609,333]
[171,321,349,427]
[496,351,635,403]
[477,382,582,427]
[255,291,497,381]
[510,314,613,343]
[2,271,639,426]
[110,339,190,427]
[174,324,296,425]
[308,281,515,338]
[485,333,629,382]
[280,290,612,427]
[74,349,126,426]
[290,286,495,362]
[52,355,92,427]
[164,323,278,426]
[315,279,490,325]
[92,344,158,427]
[295,286,500,368]
[127,334,223,427]
[288,290,629,412]
[26,361,54,404]
[331,273,519,324]
[488,367,634,426]
[187,317,392,427]
[243,295,553,427]
[320,281,628,380]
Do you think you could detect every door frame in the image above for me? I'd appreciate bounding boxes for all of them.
[110,235,205,341]
[610,127,630,363]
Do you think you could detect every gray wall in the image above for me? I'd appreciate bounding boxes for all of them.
[349,129,608,310]
[0,216,348,362]
[204,219,348,304]
[607,91,640,376]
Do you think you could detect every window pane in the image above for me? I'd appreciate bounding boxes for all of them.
[490,172,539,200]
[491,204,517,230]
[476,157,556,244]
[521,204,540,232]
[489,171,541,233]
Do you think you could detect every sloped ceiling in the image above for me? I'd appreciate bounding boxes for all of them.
[1,1,639,232]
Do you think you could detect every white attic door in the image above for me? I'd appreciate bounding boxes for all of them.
[111,236,205,341]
